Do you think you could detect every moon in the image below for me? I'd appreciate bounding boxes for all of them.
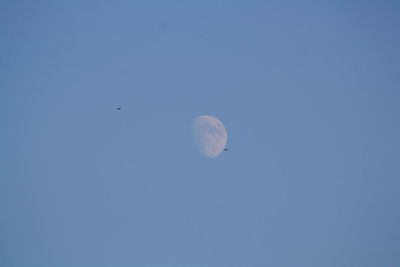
[192,115,228,158]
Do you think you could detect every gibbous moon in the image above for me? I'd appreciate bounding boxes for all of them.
[192,115,227,158]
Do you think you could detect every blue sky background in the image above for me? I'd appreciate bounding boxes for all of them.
[1,1,399,266]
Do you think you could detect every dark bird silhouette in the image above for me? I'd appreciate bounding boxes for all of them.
[116,107,121,110]
[224,148,228,151]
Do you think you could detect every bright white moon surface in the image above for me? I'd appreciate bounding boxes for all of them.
[192,115,228,158]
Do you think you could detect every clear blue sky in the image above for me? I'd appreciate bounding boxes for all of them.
[1,1,399,266]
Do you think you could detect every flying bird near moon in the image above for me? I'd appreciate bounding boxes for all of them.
[192,115,228,158]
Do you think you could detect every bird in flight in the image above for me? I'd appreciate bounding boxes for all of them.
[116,107,121,110]
[224,148,228,151]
